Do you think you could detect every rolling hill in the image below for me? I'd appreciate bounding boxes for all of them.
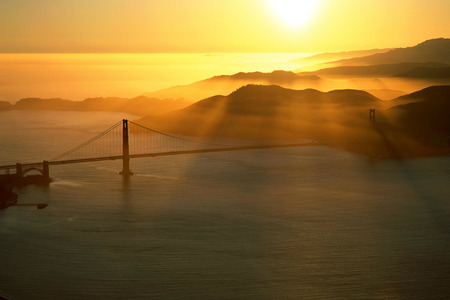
[140,84,381,140]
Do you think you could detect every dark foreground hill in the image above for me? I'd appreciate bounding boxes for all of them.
[139,84,450,158]
[388,86,450,142]
[140,84,380,140]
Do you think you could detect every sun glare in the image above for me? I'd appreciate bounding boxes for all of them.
[268,0,320,28]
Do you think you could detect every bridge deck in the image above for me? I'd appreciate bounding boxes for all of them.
[0,142,320,169]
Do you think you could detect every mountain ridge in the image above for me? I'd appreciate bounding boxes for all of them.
[292,48,392,63]
[332,38,450,66]
[393,67,450,79]
[300,62,449,78]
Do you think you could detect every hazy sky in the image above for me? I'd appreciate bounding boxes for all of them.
[1,0,450,53]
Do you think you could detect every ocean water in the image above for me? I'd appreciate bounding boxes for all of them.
[1,111,450,299]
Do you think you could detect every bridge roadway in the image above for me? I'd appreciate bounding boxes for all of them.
[0,142,321,169]
[49,142,320,165]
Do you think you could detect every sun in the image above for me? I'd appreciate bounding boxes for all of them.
[268,0,320,28]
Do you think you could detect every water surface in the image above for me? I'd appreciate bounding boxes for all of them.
[1,111,449,299]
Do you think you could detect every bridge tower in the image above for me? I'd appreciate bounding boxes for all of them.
[120,119,133,176]
[43,160,50,180]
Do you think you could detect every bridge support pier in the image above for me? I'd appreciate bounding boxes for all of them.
[120,119,133,176]
[16,163,23,177]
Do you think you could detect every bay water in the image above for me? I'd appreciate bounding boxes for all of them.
[1,111,449,299]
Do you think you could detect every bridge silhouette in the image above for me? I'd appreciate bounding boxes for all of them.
[0,119,319,181]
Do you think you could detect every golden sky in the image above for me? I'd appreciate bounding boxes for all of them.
[1,0,450,53]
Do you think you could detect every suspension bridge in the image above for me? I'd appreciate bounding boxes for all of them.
[0,119,319,182]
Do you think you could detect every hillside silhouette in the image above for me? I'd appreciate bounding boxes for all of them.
[140,85,381,141]
[1,96,190,116]
[388,86,450,141]
[139,84,449,158]
[0,101,13,110]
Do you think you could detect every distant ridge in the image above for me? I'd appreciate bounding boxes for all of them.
[1,96,190,116]
[146,70,323,101]
[301,62,449,78]
[393,67,450,79]
[293,48,392,63]
[333,38,450,66]
[143,38,450,102]
[210,70,320,82]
